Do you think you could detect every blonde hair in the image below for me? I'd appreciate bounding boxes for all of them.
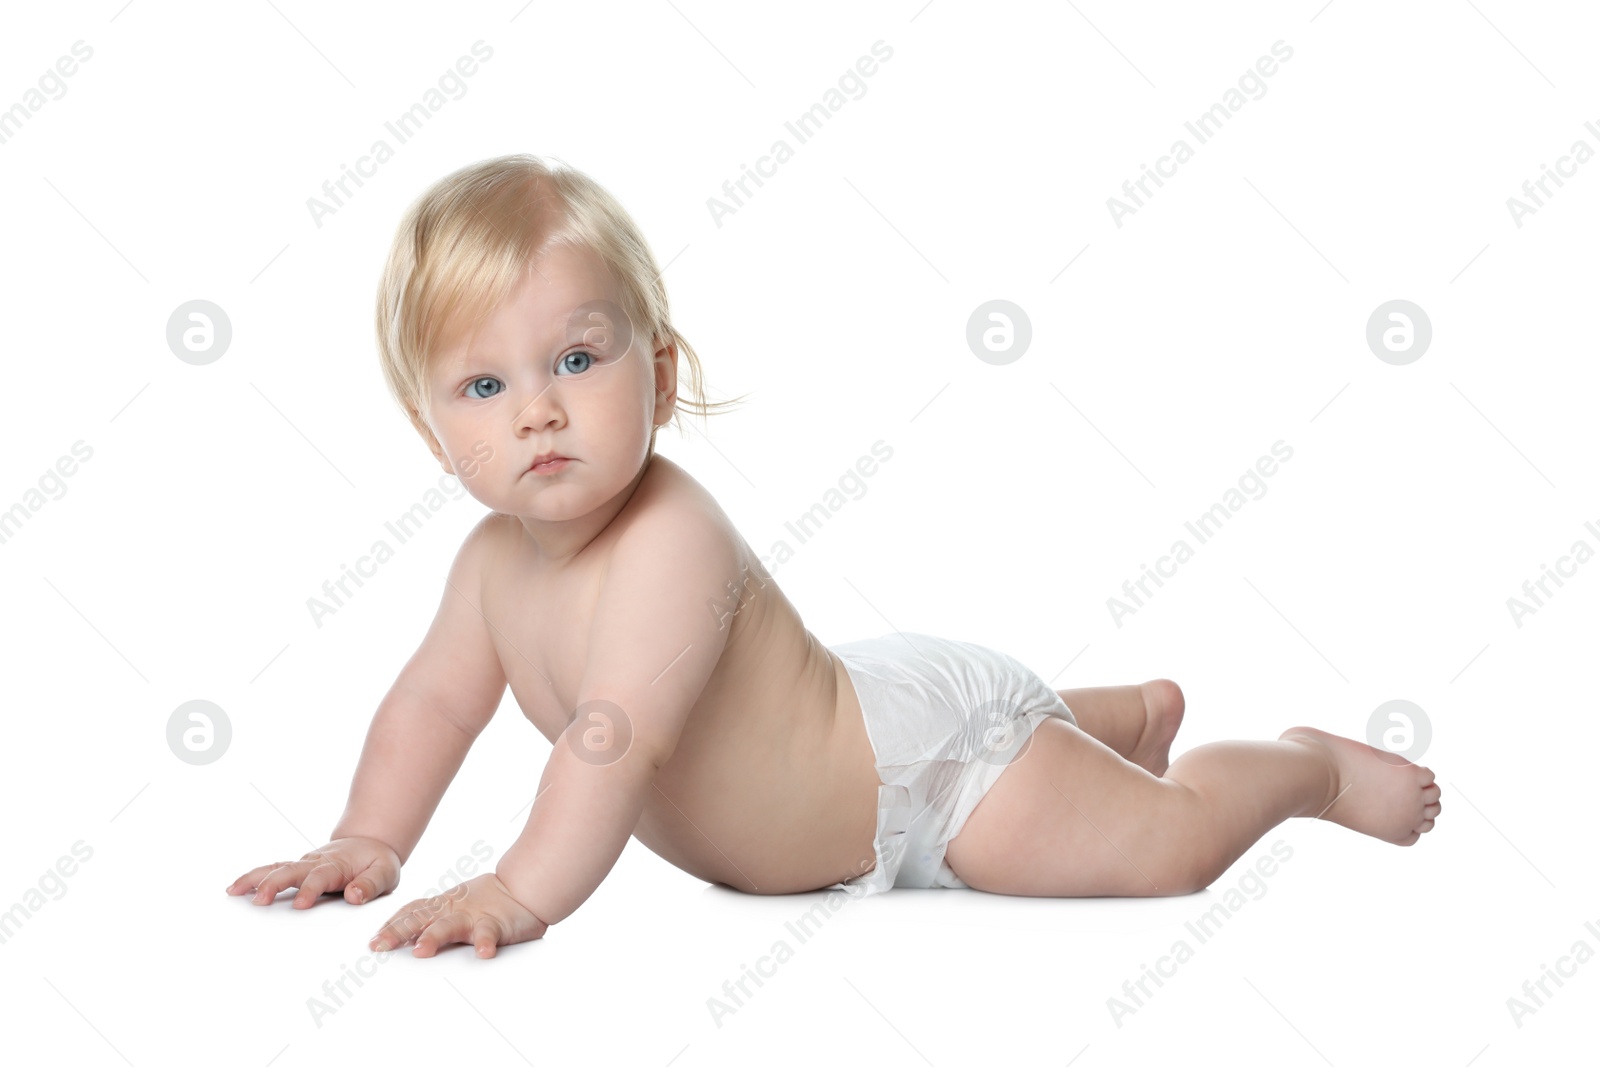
[374,153,747,455]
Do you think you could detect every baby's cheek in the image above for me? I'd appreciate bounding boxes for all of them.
[451,470,506,509]
[452,437,502,484]
[452,476,499,508]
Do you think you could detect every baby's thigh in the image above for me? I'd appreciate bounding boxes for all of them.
[944,718,1188,897]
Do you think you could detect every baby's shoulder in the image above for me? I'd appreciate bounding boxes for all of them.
[440,510,515,600]
[623,456,733,534]
[463,509,518,556]
[607,459,746,586]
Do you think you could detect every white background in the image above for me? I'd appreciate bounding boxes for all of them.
[2,0,1596,1063]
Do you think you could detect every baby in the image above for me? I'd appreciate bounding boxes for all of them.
[227,154,1442,958]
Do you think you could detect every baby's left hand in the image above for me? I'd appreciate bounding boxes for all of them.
[369,872,548,958]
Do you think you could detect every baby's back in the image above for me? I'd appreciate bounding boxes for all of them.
[479,456,879,894]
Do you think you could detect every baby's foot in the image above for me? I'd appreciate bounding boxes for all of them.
[1129,679,1185,776]
[1279,726,1442,845]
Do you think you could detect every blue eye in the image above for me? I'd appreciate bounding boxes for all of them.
[464,376,502,399]
[557,350,596,376]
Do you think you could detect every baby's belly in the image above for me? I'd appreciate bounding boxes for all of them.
[632,652,881,893]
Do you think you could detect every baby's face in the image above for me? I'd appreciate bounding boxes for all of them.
[422,242,669,521]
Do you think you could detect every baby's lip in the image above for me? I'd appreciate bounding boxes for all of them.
[529,452,571,469]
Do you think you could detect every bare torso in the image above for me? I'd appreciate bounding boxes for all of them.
[477,455,882,894]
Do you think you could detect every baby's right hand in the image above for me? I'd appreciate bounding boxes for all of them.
[227,836,402,909]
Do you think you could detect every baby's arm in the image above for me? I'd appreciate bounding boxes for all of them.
[328,518,506,860]
[369,507,741,954]
[227,517,506,907]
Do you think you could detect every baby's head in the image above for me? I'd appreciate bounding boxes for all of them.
[375,153,741,520]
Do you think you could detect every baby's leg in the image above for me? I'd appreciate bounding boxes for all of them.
[1056,680,1184,776]
[945,719,1440,896]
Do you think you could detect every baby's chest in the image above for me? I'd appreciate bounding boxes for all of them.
[495,620,590,743]
[483,575,601,745]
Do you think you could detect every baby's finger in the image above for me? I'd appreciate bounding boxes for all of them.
[472,918,503,959]
[227,861,298,897]
[293,862,349,909]
[343,876,376,906]
[370,897,437,950]
[249,861,314,904]
[414,911,474,958]
[344,858,400,906]
[230,863,310,895]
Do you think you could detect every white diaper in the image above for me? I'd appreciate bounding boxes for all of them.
[827,631,1078,899]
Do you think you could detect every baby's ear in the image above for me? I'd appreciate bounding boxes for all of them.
[652,337,680,417]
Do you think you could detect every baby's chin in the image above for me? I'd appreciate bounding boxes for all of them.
[481,484,601,521]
